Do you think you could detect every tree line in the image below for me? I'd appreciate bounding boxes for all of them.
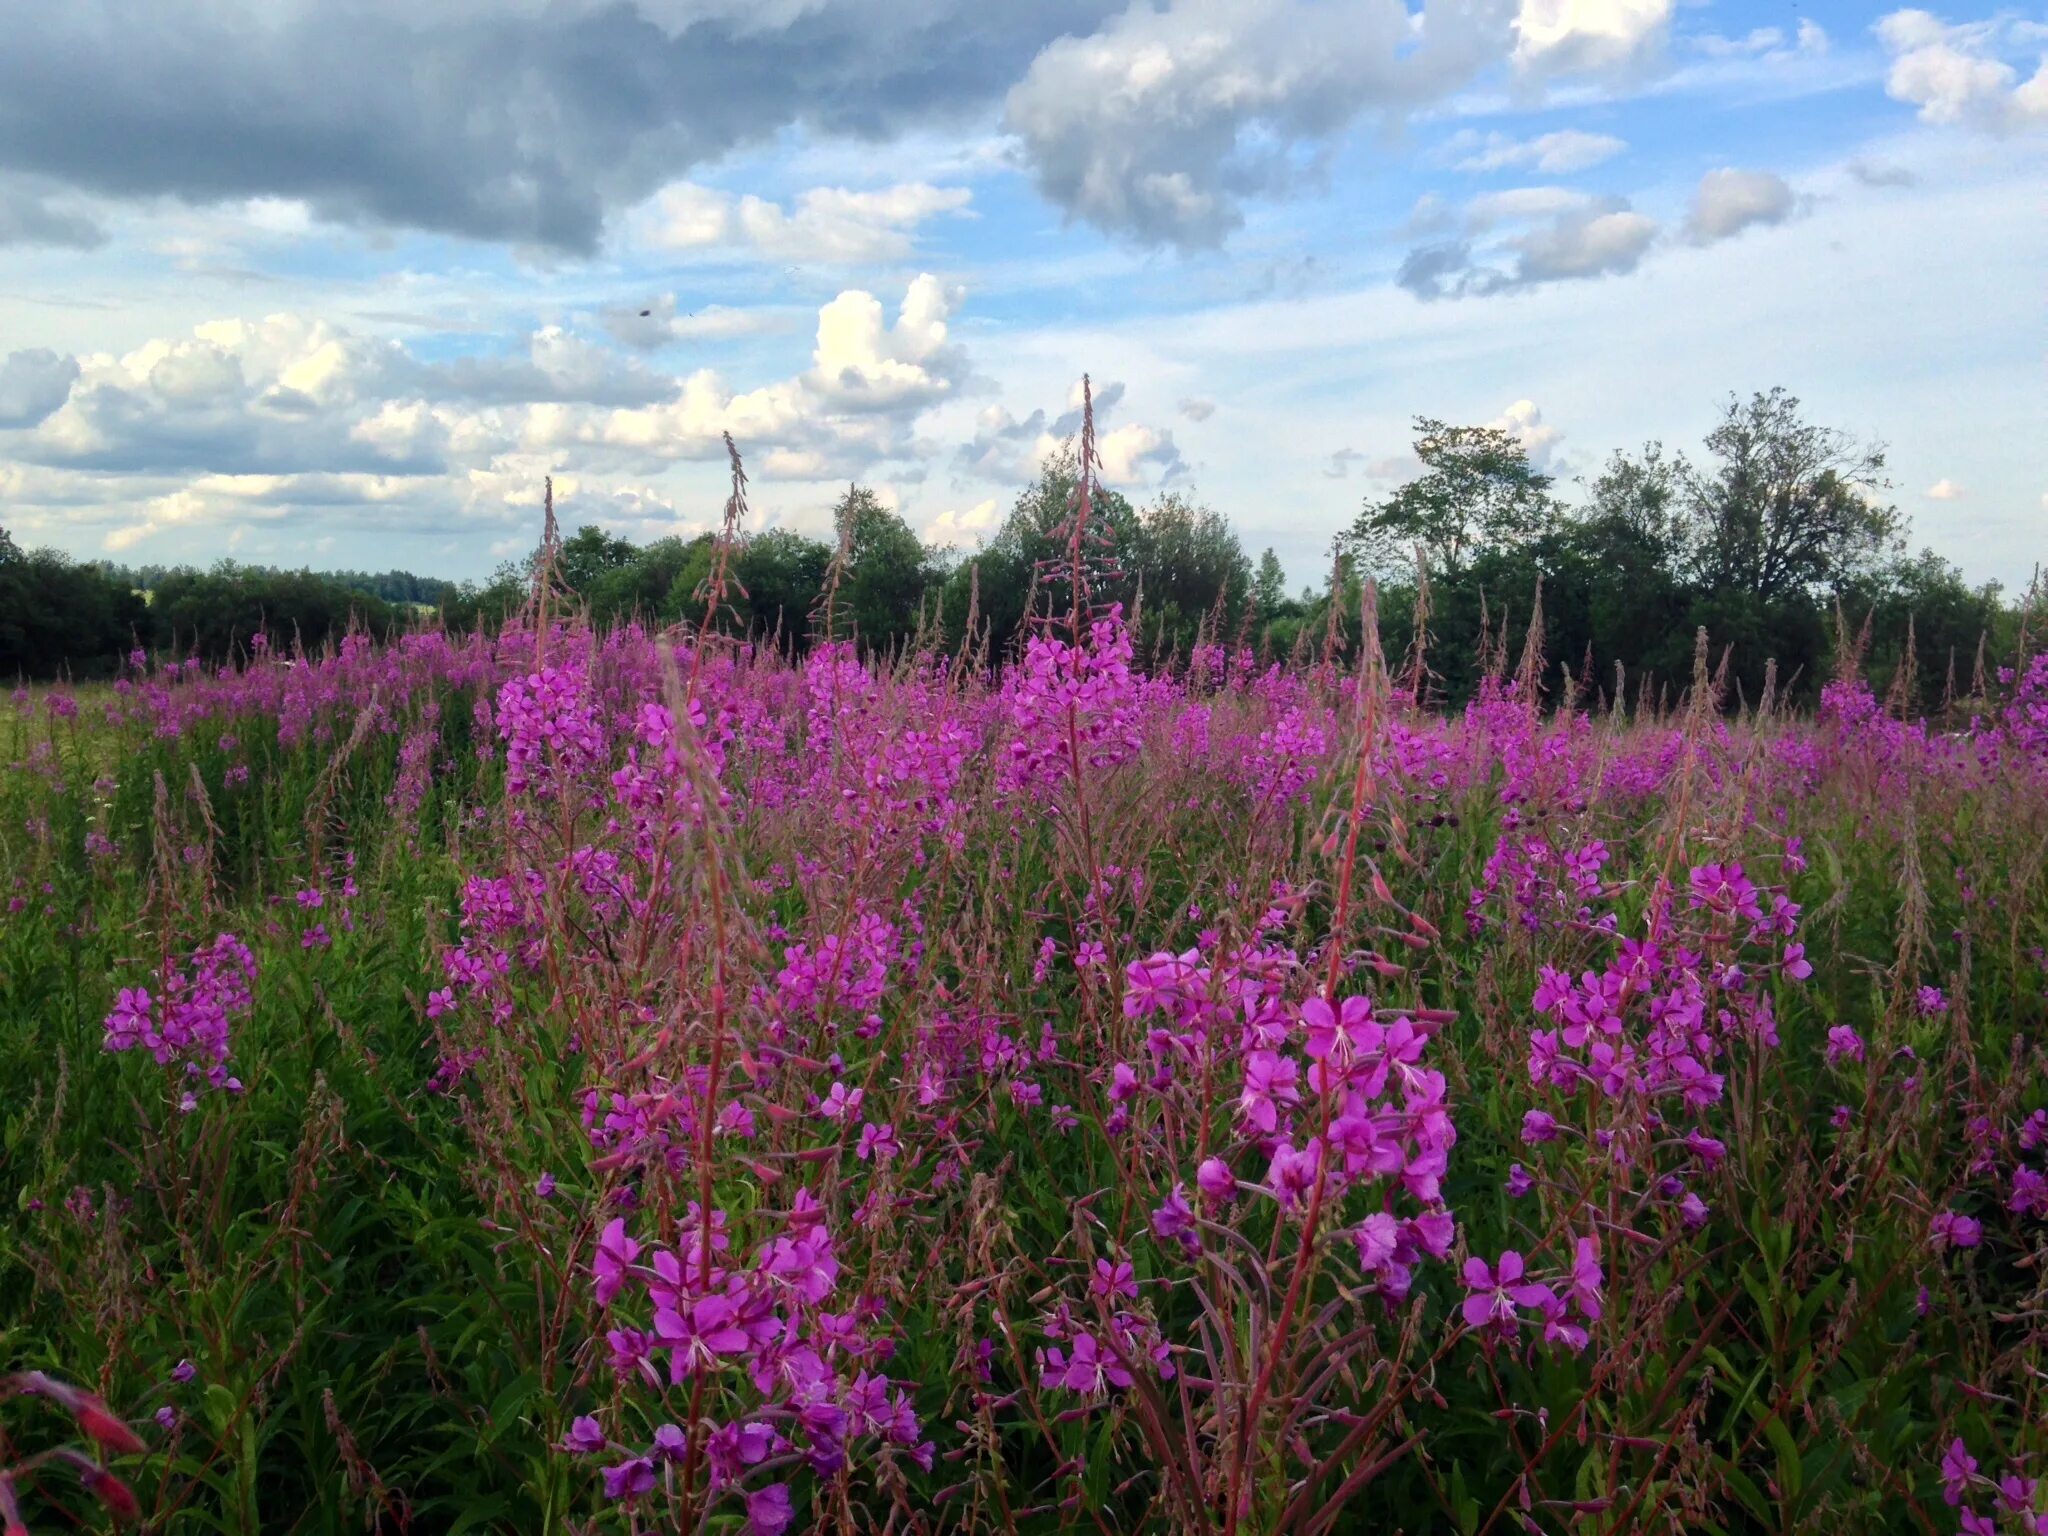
[4,389,2033,711]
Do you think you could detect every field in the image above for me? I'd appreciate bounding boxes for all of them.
[3,540,2046,1535]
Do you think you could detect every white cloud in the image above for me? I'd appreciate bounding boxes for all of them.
[640,180,972,262]
[1398,187,1660,299]
[600,297,796,351]
[924,496,998,543]
[1926,478,1963,500]
[1513,0,1674,76]
[1517,208,1658,281]
[1466,186,1608,229]
[1876,9,2048,133]
[1003,0,1483,248]
[1448,129,1628,174]
[1490,398,1562,466]
[1687,24,1825,62]
[1178,396,1217,422]
[808,273,967,412]
[1096,421,1181,485]
[1684,168,1800,245]
[0,348,79,427]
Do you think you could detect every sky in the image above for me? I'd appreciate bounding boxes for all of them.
[0,0,2043,593]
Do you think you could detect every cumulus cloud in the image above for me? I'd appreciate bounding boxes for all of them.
[432,328,678,406]
[807,273,967,413]
[1848,159,1917,188]
[923,496,999,544]
[1444,128,1628,174]
[599,297,796,351]
[639,181,972,262]
[1490,398,1562,466]
[1683,168,1800,245]
[1178,397,1217,422]
[0,1,1138,250]
[1096,422,1182,485]
[1688,21,1827,61]
[1876,9,2048,133]
[0,276,992,557]
[951,377,1179,488]
[0,175,106,248]
[1002,0,1501,248]
[0,349,81,428]
[1926,478,1963,500]
[0,0,1568,253]
[1399,188,1658,299]
[1518,208,1657,280]
[1513,0,1674,77]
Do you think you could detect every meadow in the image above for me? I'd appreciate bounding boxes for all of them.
[3,475,2046,1535]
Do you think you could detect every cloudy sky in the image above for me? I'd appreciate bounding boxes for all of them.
[0,0,2042,589]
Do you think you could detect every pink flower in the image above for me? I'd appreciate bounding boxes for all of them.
[1460,1251,1552,1334]
[2012,1167,2048,1218]
[600,1456,656,1501]
[1930,1209,1982,1252]
[1196,1157,1236,1204]
[594,1219,641,1306]
[1942,1439,1979,1506]
[746,1484,795,1536]
[1567,1236,1603,1321]
[855,1121,899,1162]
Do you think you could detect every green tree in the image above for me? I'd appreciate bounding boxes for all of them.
[1675,389,1900,606]
[0,528,149,679]
[556,525,641,593]
[939,446,1141,660]
[829,486,937,655]
[1346,419,1558,579]
[1126,491,1251,658]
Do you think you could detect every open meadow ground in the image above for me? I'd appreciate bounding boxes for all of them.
[4,608,2046,1535]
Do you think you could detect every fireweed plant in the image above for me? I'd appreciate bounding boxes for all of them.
[3,414,2047,1533]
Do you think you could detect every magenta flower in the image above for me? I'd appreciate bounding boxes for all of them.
[2012,1166,2048,1217]
[594,1218,641,1306]
[1300,994,1376,1068]
[1460,1251,1552,1334]
[600,1456,656,1501]
[1196,1156,1236,1204]
[1151,1183,1194,1242]
[1568,1236,1604,1320]
[1942,1439,1980,1506]
[1058,1333,1133,1394]
[1236,1049,1300,1134]
[1824,1025,1864,1068]
[563,1416,606,1456]
[1930,1209,1983,1252]
[855,1121,900,1162]
[746,1483,795,1536]
[1090,1259,1138,1301]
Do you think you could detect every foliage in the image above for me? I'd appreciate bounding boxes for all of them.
[3,565,2046,1534]
[0,537,147,681]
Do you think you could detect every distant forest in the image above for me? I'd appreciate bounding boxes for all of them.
[4,389,2037,712]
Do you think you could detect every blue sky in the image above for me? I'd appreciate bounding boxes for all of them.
[0,0,2042,591]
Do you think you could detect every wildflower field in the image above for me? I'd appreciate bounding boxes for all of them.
[4,478,2047,1534]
